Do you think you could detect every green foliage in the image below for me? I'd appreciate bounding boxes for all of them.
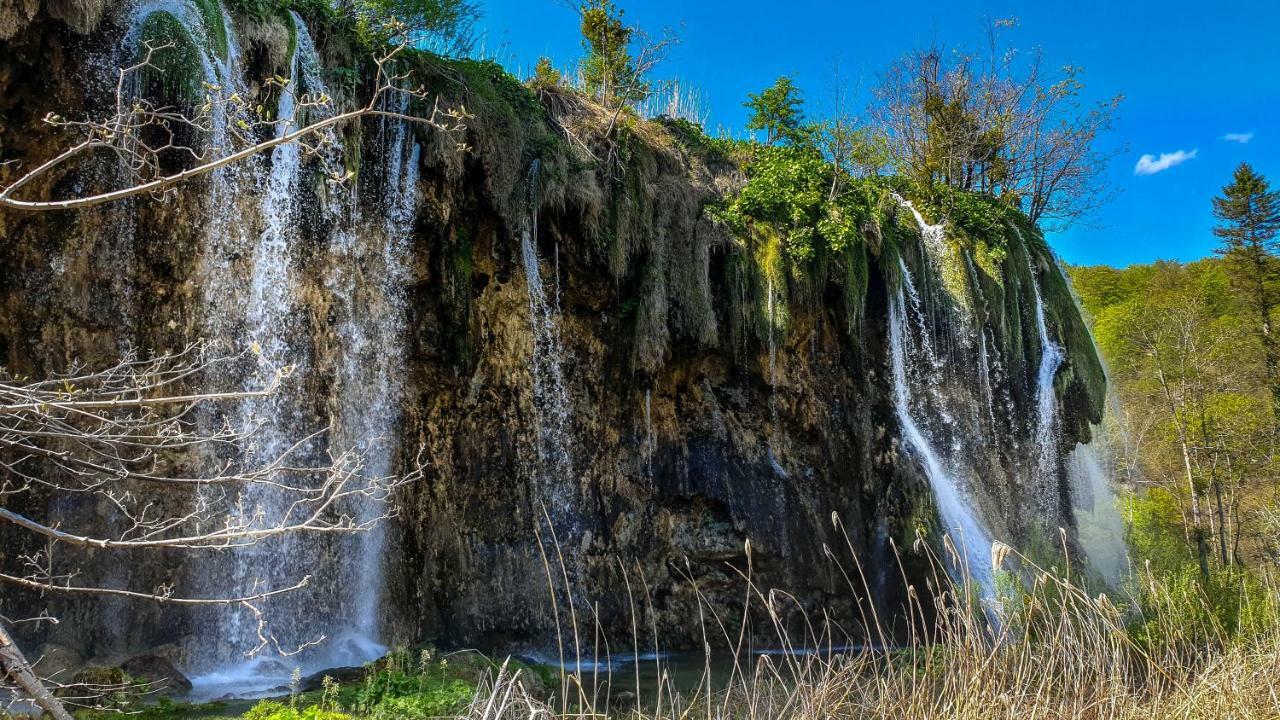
[528,56,563,90]
[745,76,807,146]
[351,649,476,719]
[714,144,833,261]
[713,144,906,261]
[1126,486,1195,572]
[919,81,1009,191]
[1124,562,1280,654]
[577,0,645,105]
[436,56,542,121]
[352,0,480,55]
[242,701,351,720]
[896,176,1019,254]
[224,0,284,22]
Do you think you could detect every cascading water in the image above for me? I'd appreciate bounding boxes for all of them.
[190,11,415,694]
[520,160,576,521]
[329,81,422,649]
[1025,237,1066,517]
[1066,438,1129,587]
[888,261,997,602]
[187,12,317,693]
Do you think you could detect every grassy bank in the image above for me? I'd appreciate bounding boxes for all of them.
[67,538,1280,720]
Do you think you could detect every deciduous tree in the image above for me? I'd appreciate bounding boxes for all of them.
[745,75,808,147]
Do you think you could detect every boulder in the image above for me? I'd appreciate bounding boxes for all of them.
[121,654,193,695]
[32,643,82,680]
[298,665,367,692]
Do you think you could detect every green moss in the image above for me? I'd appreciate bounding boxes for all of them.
[190,0,229,60]
[225,0,279,22]
[839,240,869,334]
[418,55,542,125]
[1031,239,1107,425]
[443,226,475,369]
[136,13,206,104]
[285,9,298,70]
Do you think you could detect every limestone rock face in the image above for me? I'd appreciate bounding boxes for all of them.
[0,5,1105,667]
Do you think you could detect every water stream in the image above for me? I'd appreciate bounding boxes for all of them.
[520,160,576,523]
[888,270,997,602]
[1028,254,1065,503]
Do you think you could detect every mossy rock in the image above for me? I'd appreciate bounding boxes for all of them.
[136,12,207,105]
[191,0,229,60]
[70,664,132,687]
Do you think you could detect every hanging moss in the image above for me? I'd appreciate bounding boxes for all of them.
[841,240,869,335]
[757,225,791,342]
[136,13,207,105]
[285,9,298,66]
[632,257,670,374]
[190,0,229,60]
[442,226,475,369]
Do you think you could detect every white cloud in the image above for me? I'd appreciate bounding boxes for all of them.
[1134,149,1198,176]
[1223,132,1255,144]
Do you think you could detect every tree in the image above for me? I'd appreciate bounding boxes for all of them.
[1212,163,1280,423]
[1086,260,1271,577]
[529,56,564,90]
[578,0,636,104]
[870,18,1122,230]
[560,0,678,159]
[745,76,807,146]
[566,0,676,113]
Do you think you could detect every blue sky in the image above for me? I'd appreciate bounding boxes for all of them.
[471,0,1279,268]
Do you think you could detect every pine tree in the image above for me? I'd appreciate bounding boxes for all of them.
[1213,163,1280,421]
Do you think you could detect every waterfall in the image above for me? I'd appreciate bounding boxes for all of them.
[1027,249,1065,516]
[117,0,225,92]
[894,194,947,259]
[1067,439,1129,587]
[520,160,575,519]
[888,268,997,602]
[188,10,313,685]
[334,83,422,647]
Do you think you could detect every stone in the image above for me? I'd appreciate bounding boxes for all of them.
[31,643,82,680]
[121,654,193,695]
[298,665,367,693]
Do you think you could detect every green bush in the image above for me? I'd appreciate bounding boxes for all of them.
[243,700,351,720]
[351,649,476,719]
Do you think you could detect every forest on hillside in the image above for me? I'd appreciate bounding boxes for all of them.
[1072,167,1280,582]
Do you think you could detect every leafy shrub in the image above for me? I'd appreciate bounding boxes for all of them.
[243,700,351,720]
[352,649,476,719]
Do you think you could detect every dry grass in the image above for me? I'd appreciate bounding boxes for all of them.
[460,521,1280,720]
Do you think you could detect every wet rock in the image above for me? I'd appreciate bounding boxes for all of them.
[122,654,193,695]
[32,643,82,679]
[298,665,367,692]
